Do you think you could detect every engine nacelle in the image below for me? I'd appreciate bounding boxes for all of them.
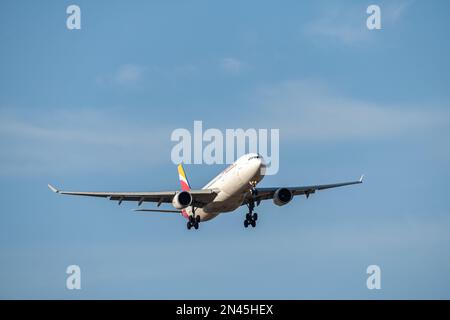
[273,188,293,206]
[172,191,193,209]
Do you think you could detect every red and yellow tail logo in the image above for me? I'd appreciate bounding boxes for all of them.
[178,164,191,191]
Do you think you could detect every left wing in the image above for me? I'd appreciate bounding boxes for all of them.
[133,208,181,213]
[244,175,364,204]
[47,184,218,207]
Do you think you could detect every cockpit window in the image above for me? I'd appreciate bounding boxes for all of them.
[248,155,261,160]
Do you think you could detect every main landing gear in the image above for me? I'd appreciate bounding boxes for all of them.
[244,200,258,228]
[187,206,200,230]
[244,182,259,228]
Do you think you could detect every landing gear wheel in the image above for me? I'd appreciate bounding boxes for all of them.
[187,206,200,231]
[251,220,256,228]
[253,213,258,221]
[187,212,200,230]
[244,220,249,228]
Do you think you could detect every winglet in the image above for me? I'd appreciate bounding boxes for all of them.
[47,184,59,193]
[359,175,364,183]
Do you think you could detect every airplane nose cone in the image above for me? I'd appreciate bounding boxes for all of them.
[258,156,266,176]
[258,154,266,166]
[251,155,265,177]
[238,154,266,183]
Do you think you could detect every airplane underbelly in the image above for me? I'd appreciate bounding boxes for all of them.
[203,192,245,213]
[183,191,244,222]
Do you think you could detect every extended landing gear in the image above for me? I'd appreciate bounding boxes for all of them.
[187,215,200,230]
[244,201,257,228]
[187,207,200,230]
[244,213,257,228]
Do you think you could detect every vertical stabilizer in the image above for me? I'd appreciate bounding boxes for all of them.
[177,164,191,191]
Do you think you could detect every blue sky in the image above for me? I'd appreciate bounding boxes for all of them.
[1,0,450,299]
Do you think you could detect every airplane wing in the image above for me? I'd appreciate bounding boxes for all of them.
[133,208,181,213]
[47,184,218,207]
[244,175,364,205]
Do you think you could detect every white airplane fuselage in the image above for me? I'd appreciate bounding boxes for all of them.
[183,153,266,221]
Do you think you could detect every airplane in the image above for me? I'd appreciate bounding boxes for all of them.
[48,153,363,230]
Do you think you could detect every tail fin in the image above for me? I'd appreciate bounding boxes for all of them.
[177,164,191,191]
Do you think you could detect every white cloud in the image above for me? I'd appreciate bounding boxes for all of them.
[251,80,448,142]
[304,5,368,44]
[305,18,366,44]
[304,1,413,45]
[219,58,243,75]
[383,0,414,23]
[95,63,202,88]
[95,64,146,87]
[0,108,171,176]
[113,64,145,85]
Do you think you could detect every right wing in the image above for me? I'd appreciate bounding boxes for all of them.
[47,184,218,207]
[243,175,364,205]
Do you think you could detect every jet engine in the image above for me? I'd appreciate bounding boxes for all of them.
[172,191,193,209]
[273,188,293,206]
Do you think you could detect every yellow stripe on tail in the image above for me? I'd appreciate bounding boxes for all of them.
[177,164,191,191]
